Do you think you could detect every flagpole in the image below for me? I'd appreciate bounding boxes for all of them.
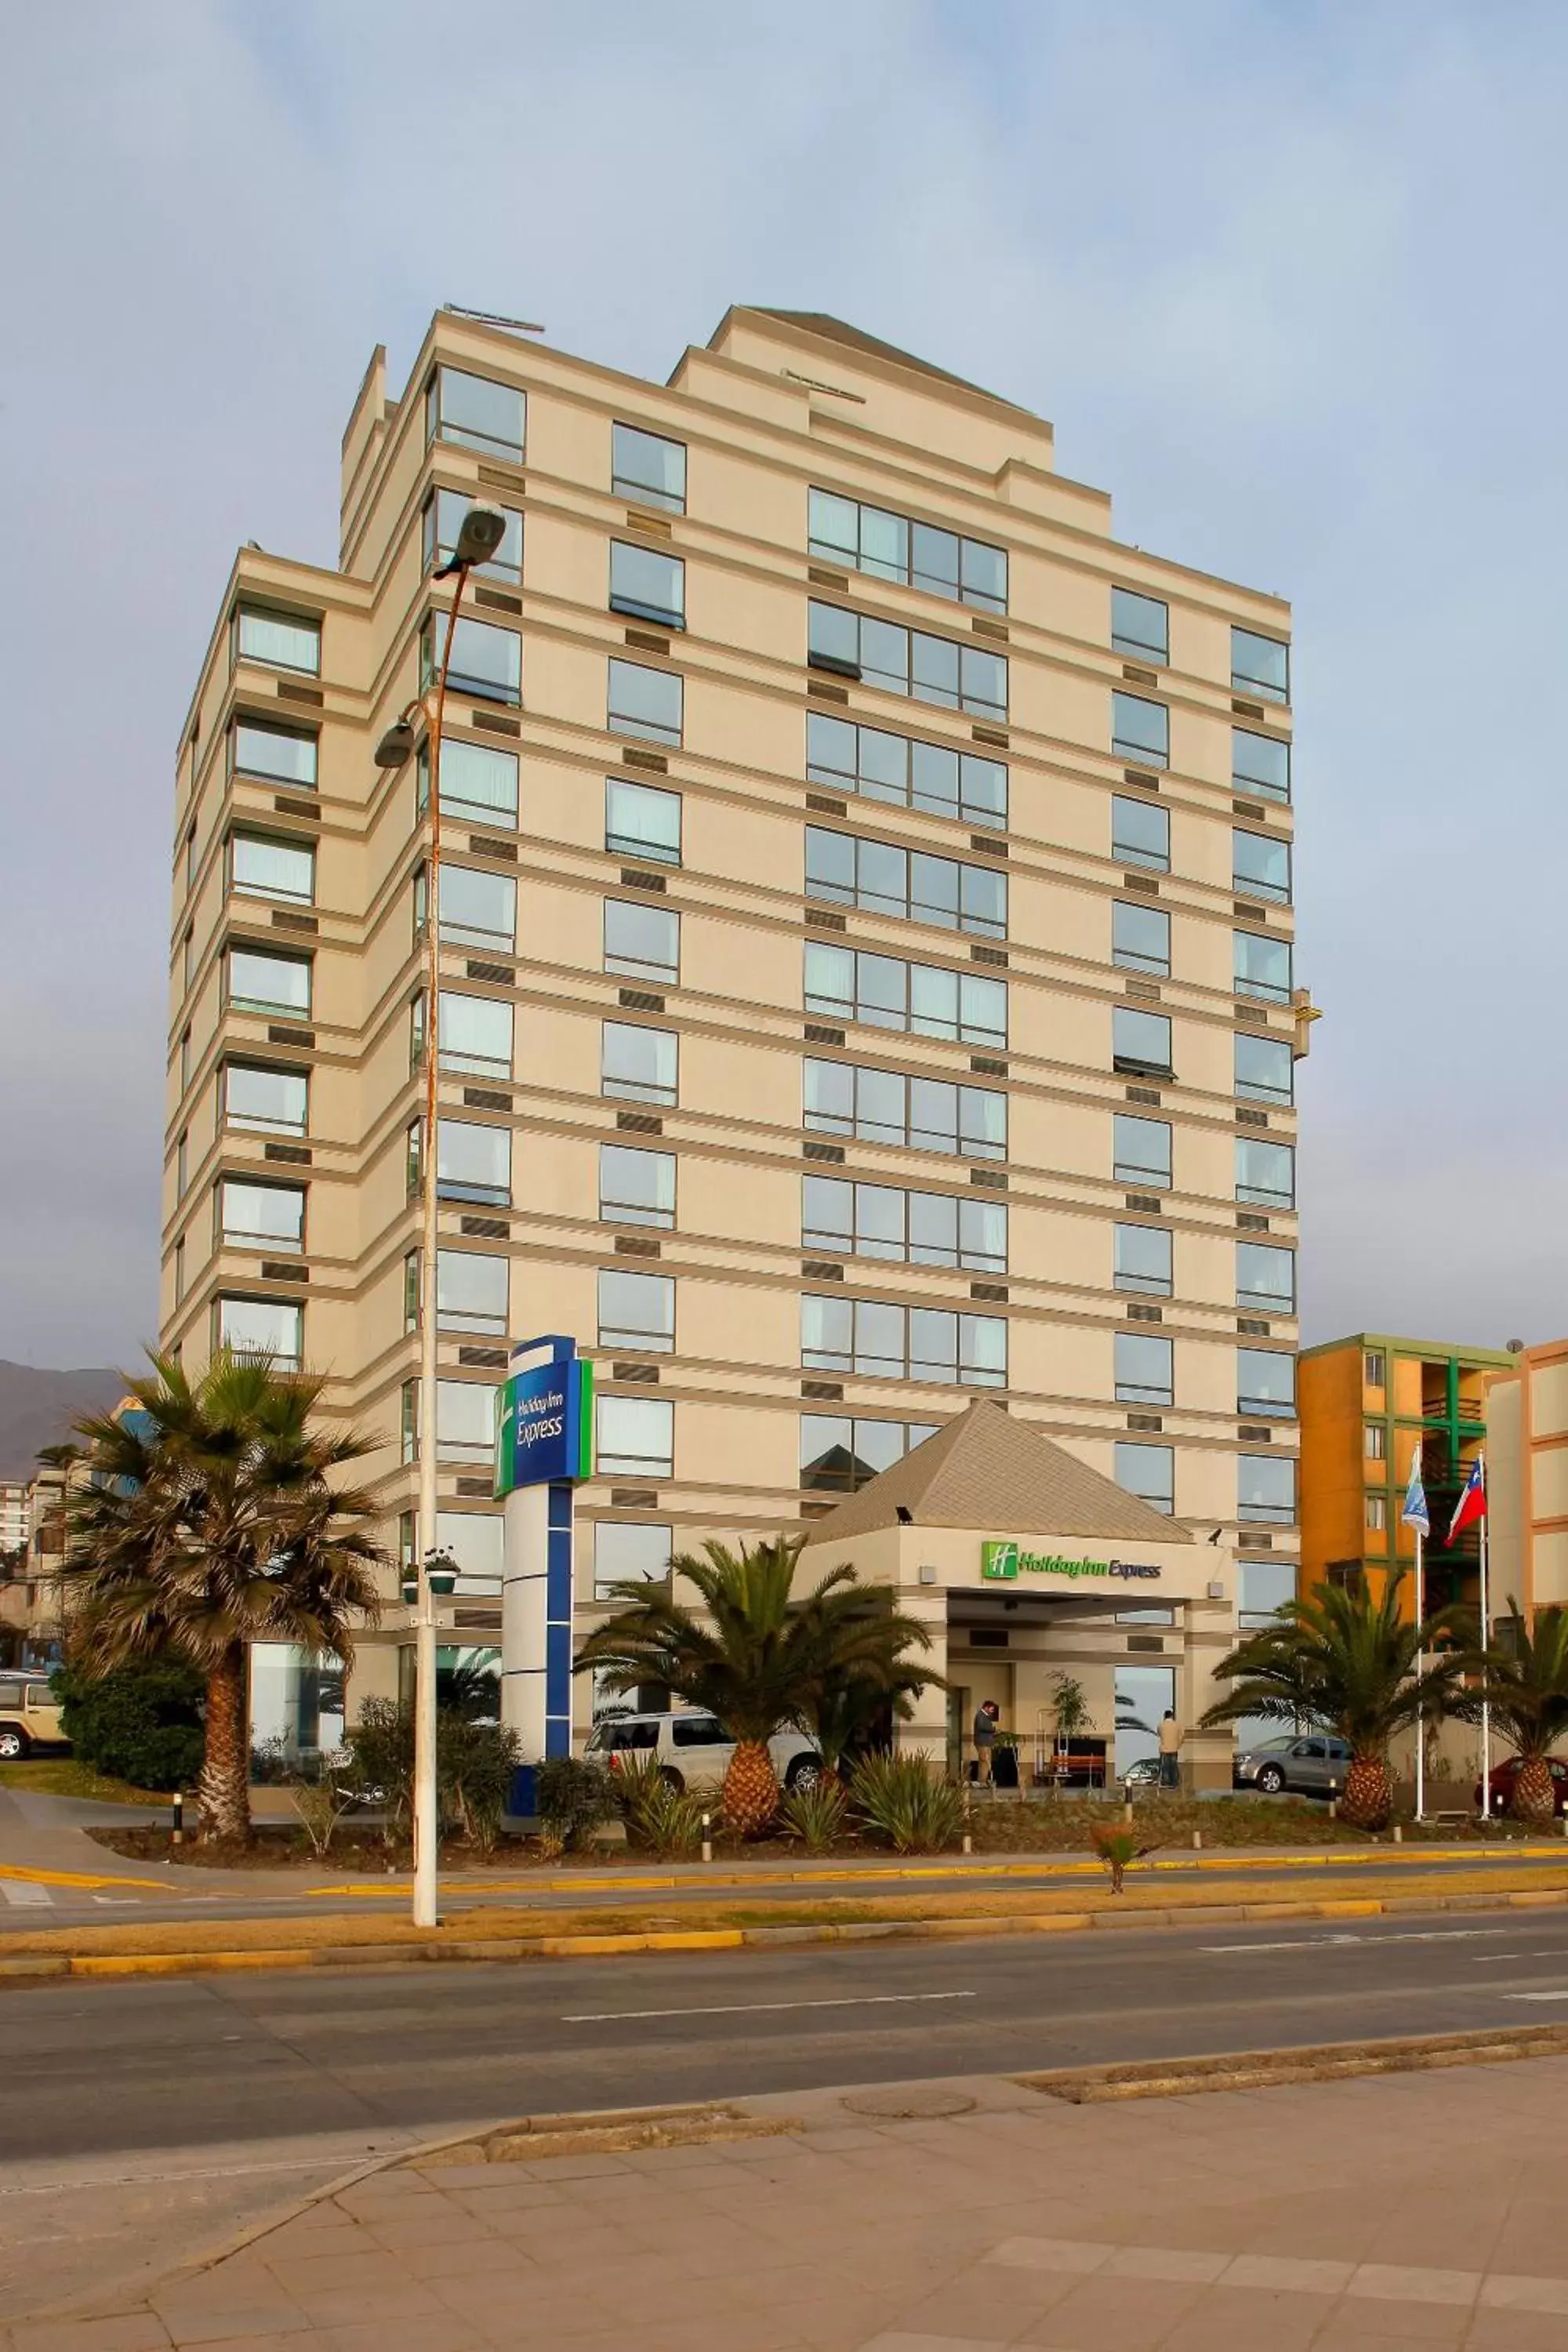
[1414,1517,1425,1825]
[1479,1454,1491,1823]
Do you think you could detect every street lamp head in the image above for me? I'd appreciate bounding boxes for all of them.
[435,504,508,574]
[374,718,419,768]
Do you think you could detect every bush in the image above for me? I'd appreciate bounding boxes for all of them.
[849,1751,964,1853]
[616,1755,707,1856]
[780,1773,848,1852]
[535,1755,619,1851]
[340,1697,413,1834]
[1089,1820,1145,1893]
[441,1717,521,1853]
[53,1660,206,1791]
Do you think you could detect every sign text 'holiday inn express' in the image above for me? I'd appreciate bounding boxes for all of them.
[981,1541,1162,1583]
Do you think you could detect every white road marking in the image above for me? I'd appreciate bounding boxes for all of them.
[1202,1928,1513,1954]
[1504,1989,1568,2002]
[564,1991,978,2024]
[0,1879,51,1907]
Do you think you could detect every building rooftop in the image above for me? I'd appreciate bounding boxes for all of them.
[742,309,1030,413]
[801,1399,1192,1548]
[1301,1332,1520,1365]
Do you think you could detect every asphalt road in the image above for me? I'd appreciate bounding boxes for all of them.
[9,1904,1568,2167]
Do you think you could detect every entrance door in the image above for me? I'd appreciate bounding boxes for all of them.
[1115,1664,1175,1779]
[946,1686,969,1781]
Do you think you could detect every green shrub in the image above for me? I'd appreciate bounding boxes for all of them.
[53,1660,205,1791]
[340,1697,413,1832]
[615,1755,707,1856]
[849,1751,963,1853]
[1089,1821,1145,1892]
[535,1755,619,1850]
[780,1773,848,1852]
[441,1716,522,1853]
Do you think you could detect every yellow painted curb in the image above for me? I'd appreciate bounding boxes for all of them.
[0,1863,174,1893]
[538,1929,746,1958]
[70,1949,317,1978]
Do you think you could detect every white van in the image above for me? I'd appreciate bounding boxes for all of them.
[584,1710,822,1795]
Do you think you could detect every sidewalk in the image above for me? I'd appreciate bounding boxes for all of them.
[17,2050,1568,2350]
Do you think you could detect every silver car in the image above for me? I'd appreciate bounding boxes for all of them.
[1234,1733,1352,1798]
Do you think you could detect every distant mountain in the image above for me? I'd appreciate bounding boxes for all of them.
[0,1361,129,1481]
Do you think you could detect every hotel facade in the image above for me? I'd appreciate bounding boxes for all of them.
[161,307,1305,1775]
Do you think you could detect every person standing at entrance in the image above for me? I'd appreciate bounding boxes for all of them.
[1158,1708,1181,1789]
[973,1699,1000,1785]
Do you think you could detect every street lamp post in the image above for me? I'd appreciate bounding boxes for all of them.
[376,503,507,1929]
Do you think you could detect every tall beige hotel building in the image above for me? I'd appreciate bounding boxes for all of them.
[162,306,1304,1775]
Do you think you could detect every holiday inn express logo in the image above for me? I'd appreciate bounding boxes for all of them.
[981,1541,1161,1582]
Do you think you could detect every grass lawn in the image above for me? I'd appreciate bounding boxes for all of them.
[0,1758,169,1806]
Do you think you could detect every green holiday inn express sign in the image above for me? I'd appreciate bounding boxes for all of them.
[981,1541,1162,1583]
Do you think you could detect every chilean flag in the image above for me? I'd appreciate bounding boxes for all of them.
[1445,1457,1486,1547]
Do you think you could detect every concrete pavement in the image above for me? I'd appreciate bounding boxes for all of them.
[12,2032,1568,2350]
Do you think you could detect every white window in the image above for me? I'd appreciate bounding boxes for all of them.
[593,1521,672,1599]
[228,949,311,1018]
[599,1144,675,1228]
[434,1512,504,1592]
[1112,691,1168,767]
[436,1380,497,1464]
[420,612,521,706]
[426,366,525,461]
[426,864,516,950]
[603,898,679,984]
[232,720,318,788]
[224,1063,307,1134]
[607,660,682,747]
[231,834,314,905]
[596,1395,673,1479]
[605,777,681,863]
[1113,1442,1174,1515]
[438,993,513,1078]
[601,1022,677,1105]
[237,608,320,675]
[597,1269,675,1354]
[423,737,519,826]
[437,1250,509,1335]
[612,423,686,513]
[436,1120,510,1206]
[216,1296,303,1368]
[218,1180,305,1253]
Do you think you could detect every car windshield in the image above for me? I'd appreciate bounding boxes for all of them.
[1248,1737,1296,1755]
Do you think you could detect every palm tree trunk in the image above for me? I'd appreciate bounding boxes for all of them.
[200,1642,252,1843]
[1341,1753,1391,1831]
[1512,1755,1556,1826]
[722,1740,780,1838]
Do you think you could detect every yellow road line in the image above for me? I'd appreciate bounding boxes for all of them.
[0,1863,174,1893]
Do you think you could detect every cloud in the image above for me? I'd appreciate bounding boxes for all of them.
[1,0,1563,1357]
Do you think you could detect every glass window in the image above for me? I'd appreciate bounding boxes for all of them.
[437,1379,497,1463]
[230,833,314,905]
[1232,829,1291,906]
[803,1058,1005,1161]
[601,1021,677,1105]
[401,1379,418,1465]
[228,948,310,1018]
[420,612,521,706]
[1113,1114,1171,1189]
[176,1129,188,1199]
[808,488,1006,612]
[180,1027,192,1093]
[596,1395,673,1479]
[605,778,681,865]
[404,1249,419,1334]
[1115,1224,1173,1296]
[1236,1136,1295,1210]
[594,1520,672,1599]
[1236,1031,1294,1106]
[1365,1349,1387,1389]
[1111,589,1168,665]
[420,737,520,826]
[232,720,318,788]
[1112,795,1169,871]
[804,943,1007,1049]
[437,992,513,1078]
[1237,1242,1296,1314]
[1365,1422,1387,1459]
[1239,1454,1296,1525]
[422,488,522,582]
[604,898,679,985]
[1234,931,1293,1004]
[1233,728,1290,803]
[1239,1347,1296,1417]
[236,608,319,675]
[1112,691,1168,767]
[224,1062,307,1134]
[608,659,682,747]
[802,1178,1005,1273]
[426,366,525,461]
[1112,1006,1174,1078]
[598,1268,675,1353]
[426,863,516,950]
[600,1143,675,1229]
[1367,1493,1388,1532]
[807,714,1006,830]
[437,1250,508,1336]
[1232,627,1290,703]
[800,1414,939,1493]
[800,1296,1004,1388]
[218,1180,304,1253]
[216,1296,302,1368]
[1113,1441,1174,1515]
[805,828,1006,938]
[612,423,686,513]
[435,1512,504,1592]
[609,543,685,630]
[1115,1332,1174,1407]
[1240,1558,1296,1626]
[173,1236,185,1303]
[807,603,1007,718]
[1112,901,1171,978]
[437,1119,510,1206]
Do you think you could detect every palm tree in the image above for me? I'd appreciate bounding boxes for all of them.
[59,1351,387,1841]
[1452,1602,1568,1824]
[575,1536,933,1835]
[797,1609,941,1784]
[1201,1569,1468,1829]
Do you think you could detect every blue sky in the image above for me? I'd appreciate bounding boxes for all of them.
[2,0,1565,1364]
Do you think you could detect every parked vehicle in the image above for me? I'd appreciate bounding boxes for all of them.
[584,1711,822,1795]
[1233,1733,1352,1798]
[0,1678,70,1761]
[1473,1755,1568,1817]
[1120,1755,1162,1789]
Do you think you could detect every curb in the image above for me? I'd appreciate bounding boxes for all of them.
[1020,2021,1568,2103]
[5,1878,1567,1982]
